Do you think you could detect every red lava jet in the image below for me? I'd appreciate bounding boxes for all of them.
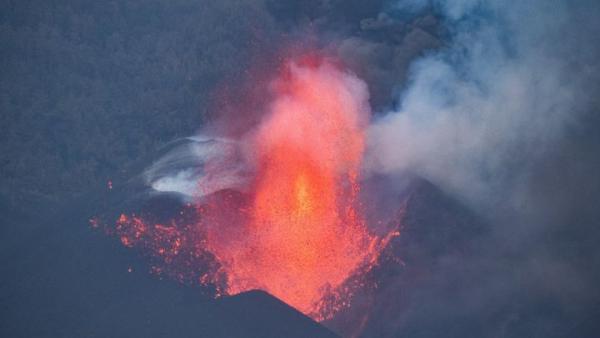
[103,54,398,320]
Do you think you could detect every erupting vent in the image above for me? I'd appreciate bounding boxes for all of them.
[103,55,398,320]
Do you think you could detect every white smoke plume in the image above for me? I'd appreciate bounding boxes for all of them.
[367,0,599,218]
[143,136,249,199]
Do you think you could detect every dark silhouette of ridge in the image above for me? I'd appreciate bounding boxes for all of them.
[216,290,339,338]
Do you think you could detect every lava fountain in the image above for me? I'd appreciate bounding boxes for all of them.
[202,56,381,318]
[104,55,396,320]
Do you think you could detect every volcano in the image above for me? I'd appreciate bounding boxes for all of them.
[100,55,400,321]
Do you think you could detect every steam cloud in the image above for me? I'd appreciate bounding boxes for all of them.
[368,0,600,218]
[144,136,248,199]
[343,1,600,336]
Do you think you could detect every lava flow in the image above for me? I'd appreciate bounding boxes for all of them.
[104,55,396,320]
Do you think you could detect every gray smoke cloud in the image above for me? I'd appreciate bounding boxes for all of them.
[367,0,600,220]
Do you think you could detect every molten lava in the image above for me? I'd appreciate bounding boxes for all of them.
[103,55,396,320]
[201,57,379,317]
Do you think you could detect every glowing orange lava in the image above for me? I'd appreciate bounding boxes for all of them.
[201,56,383,318]
[102,55,397,321]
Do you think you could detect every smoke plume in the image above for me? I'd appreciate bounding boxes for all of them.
[344,1,600,336]
[368,0,600,219]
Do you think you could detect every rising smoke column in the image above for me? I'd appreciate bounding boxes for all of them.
[367,0,599,216]
[350,1,600,336]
